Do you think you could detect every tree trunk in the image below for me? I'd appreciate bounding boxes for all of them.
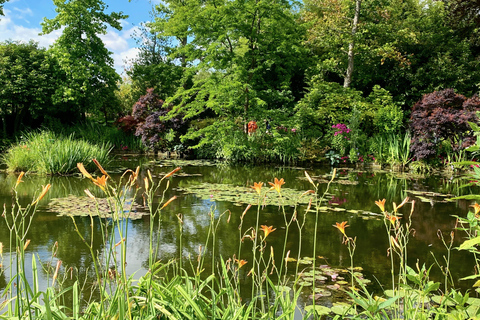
[344,0,361,88]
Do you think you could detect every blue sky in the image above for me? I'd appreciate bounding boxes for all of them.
[0,0,161,75]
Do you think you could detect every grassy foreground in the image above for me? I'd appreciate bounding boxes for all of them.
[1,162,480,319]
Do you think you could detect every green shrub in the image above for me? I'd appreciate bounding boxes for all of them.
[3,131,112,174]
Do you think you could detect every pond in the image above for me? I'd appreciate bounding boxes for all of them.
[0,155,478,313]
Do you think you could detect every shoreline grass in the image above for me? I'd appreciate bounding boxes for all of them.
[2,131,112,175]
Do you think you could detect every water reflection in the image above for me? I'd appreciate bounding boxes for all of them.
[0,158,478,302]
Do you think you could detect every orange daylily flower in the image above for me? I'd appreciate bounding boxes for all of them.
[375,199,386,212]
[333,221,349,236]
[269,178,285,194]
[23,239,31,250]
[260,225,276,238]
[93,175,108,190]
[251,182,263,194]
[236,259,248,269]
[92,159,109,177]
[386,214,401,225]
[393,197,409,213]
[161,196,177,210]
[52,260,62,286]
[15,172,25,188]
[163,167,181,179]
[77,163,93,181]
[33,184,51,205]
[471,203,480,216]
[144,177,150,192]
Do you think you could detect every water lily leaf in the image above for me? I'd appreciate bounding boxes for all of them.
[304,305,330,316]
[331,303,356,315]
[298,258,314,265]
[314,288,332,296]
[298,281,313,287]
[327,284,340,290]
[315,275,328,281]
[47,195,144,219]
[275,285,291,293]
[431,295,455,306]
[356,278,371,285]
[467,297,480,306]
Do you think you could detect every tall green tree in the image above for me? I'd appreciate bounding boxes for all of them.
[152,0,309,149]
[0,41,60,137]
[127,19,183,102]
[303,0,480,109]
[41,0,127,120]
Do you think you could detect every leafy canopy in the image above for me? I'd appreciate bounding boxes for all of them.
[41,0,127,116]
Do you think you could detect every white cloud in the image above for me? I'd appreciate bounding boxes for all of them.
[13,7,33,16]
[0,8,140,75]
[0,9,61,47]
[100,30,130,52]
[113,47,140,75]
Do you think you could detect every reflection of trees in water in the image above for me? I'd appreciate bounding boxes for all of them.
[0,266,6,292]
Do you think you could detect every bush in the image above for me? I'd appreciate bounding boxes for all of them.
[2,131,112,174]
[410,89,480,161]
[131,88,185,151]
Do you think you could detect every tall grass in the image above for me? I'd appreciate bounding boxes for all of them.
[2,131,112,174]
[61,121,145,152]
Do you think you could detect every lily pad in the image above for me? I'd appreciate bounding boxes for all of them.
[431,295,455,306]
[304,305,331,316]
[175,183,318,207]
[331,303,356,315]
[152,159,217,167]
[47,195,145,220]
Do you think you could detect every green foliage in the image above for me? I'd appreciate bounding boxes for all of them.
[41,0,127,118]
[295,80,367,137]
[2,131,112,174]
[189,121,302,163]
[127,21,184,102]
[61,120,145,152]
[0,0,7,16]
[0,41,62,137]
[154,0,309,151]
[368,85,404,134]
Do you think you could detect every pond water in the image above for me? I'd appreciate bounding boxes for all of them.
[0,155,478,310]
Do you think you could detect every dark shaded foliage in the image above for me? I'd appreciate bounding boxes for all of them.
[115,115,138,133]
[132,88,184,151]
[410,89,480,160]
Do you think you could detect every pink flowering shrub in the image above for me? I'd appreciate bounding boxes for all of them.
[331,123,351,156]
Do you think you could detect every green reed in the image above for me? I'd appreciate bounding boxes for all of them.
[3,131,112,174]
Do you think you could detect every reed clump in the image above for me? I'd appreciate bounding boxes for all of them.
[2,131,112,174]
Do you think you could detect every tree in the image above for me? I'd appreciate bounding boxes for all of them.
[0,41,60,137]
[131,88,185,151]
[151,0,310,151]
[0,0,8,16]
[41,0,127,121]
[410,89,480,160]
[303,0,480,110]
[126,19,183,102]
